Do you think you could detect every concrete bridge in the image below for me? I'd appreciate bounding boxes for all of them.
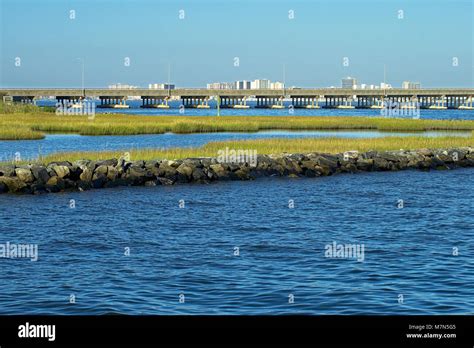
[1,88,473,109]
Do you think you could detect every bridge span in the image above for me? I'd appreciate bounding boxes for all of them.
[1,88,473,110]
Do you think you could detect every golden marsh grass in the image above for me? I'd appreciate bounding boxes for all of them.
[1,112,474,140]
[33,135,473,164]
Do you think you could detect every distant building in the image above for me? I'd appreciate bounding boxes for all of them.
[342,77,357,89]
[235,80,251,90]
[206,79,282,90]
[207,82,236,90]
[380,82,392,89]
[251,79,271,89]
[108,83,138,89]
[270,81,285,90]
[148,83,175,90]
[402,81,421,89]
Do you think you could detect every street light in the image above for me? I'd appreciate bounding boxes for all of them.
[76,58,84,92]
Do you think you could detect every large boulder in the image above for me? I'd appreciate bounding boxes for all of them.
[157,161,177,179]
[124,165,154,185]
[15,168,34,183]
[96,159,118,167]
[31,166,50,184]
[46,176,65,192]
[51,164,70,179]
[91,173,107,188]
[106,166,118,180]
[0,177,27,193]
[94,165,108,176]
[373,157,390,171]
[315,155,339,171]
[378,152,401,162]
[356,159,374,171]
[176,163,194,178]
[79,166,93,182]
[192,167,207,181]
[209,164,228,178]
[0,165,16,177]
[0,181,7,193]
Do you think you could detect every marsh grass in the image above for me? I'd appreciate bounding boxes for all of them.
[33,135,473,164]
[0,102,54,114]
[1,112,474,140]
[0,126,45,140]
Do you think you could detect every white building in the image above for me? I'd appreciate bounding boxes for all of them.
[270,81,285,89]
[108,83,138,89]
[342,77,357,89]
[402,81,421,89]
[148,83,175,90]
[251,79,271,89]
[380,82,392,89]
[235,80,251,90]
[206,82,236,90]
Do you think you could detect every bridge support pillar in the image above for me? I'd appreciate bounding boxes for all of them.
[256,96,285,109]
[98,96,129,109]
[182,96,210,109]
[141,97,169,108]
[13,96,36,105]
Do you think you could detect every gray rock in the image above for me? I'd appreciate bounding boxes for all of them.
[176,163,194,178]
[91,173,107,188]
[157,177,174,185]
[15,168,34,182]
[356,159,374,171]
[45,176,65,192]
[79,166,93,182]
[96,159,118,167]
[106,166,118,180]
[51,165,70,179]
[0,181,7,193]
[378,152,401,162]
[192,167,207,181]
[157,162,177,178]
[0,177,27,192]
[0,165,16,177]
[94,165,108,176]
[373,158,389,171]
[209,164,227,178]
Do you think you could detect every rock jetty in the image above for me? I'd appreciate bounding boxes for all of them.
[1,147,473,194]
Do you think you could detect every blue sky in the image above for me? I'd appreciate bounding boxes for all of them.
[1,0,472,88]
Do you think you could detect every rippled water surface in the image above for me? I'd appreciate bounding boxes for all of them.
[37,99,474,120]
[0,169,473,315]
[0,130,470,162]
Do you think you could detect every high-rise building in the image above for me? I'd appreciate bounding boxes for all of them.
[235,80,251,90]
[148,83,175,90]
[402,81,421,89]
[270,81,285,90]
[206,82,236,90]
[251,79,271,89]
[108,83,138,89]
[341,77,357,89]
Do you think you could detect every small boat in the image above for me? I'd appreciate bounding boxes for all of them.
[271,105,285,109]
[233,104,250,109]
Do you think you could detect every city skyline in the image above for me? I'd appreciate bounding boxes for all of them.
[1,0,473,88]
